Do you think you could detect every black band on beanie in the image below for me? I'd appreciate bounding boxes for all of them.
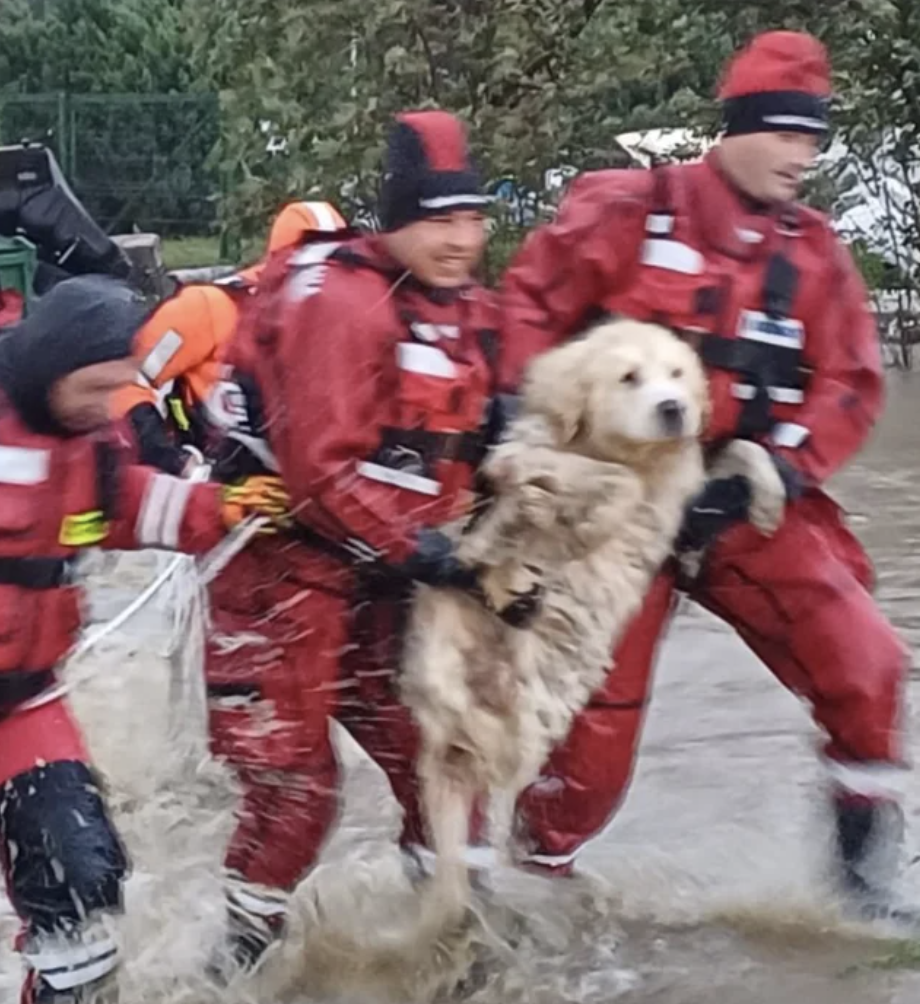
[723,90,829,136]
[380,169,488,231]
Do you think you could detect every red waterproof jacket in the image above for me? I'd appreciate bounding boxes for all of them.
[0,390,224,681]
[501,151,883,486]
[212,234,497,586]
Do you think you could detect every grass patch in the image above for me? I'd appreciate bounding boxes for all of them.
[161,234,267,271]
[160,235,224,270]
[839,939,920,977]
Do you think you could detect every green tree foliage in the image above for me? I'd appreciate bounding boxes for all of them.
[195,0,622,237]
[1,0,198,95]
[1,0,217,235]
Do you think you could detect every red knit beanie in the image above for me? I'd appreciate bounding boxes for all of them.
[378,111,488,231]
[718,30,832,136]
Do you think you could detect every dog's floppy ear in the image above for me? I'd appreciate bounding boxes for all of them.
[520,338,591,444]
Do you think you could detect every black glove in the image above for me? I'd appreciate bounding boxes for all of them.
[127,402,189,477]
[675,475,753,553]
[398,528,480,591]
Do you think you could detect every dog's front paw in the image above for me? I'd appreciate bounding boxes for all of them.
[748,482,786,536]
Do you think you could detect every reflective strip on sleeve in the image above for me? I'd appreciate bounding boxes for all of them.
[140,328,183,383]
[0,445,50,485]
[301,201,343,231]
[287,241,342,267]
[135,473,194,548]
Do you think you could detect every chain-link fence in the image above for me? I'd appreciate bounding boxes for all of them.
[0,92,221,238]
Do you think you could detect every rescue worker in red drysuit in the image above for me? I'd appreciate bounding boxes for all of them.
[112,200,347,478]
[499,31,912,921]
[0,275,290,1003]
[203,110,498,975]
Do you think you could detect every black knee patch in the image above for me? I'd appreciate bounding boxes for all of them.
[0,760,129,932]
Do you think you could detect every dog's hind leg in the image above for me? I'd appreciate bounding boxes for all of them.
[486,787,518,870]
[419,749,478,927]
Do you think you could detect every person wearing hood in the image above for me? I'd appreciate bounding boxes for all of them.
[0,274,288,1004]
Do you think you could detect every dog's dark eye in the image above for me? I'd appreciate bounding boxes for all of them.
[671,367,684,379]
[621,370,640,386]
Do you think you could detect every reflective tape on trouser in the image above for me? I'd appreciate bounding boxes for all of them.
[824,759,909,801]
[22,919,119,994]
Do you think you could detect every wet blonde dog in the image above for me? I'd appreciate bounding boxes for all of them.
[400,317,787,920]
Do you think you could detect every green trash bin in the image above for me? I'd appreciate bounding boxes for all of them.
[0,235,37,324]
[0,234,38,297]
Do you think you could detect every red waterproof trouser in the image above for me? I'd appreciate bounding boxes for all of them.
[515,491,910,867]
[206,552,427,889]
[0,696,92,1004]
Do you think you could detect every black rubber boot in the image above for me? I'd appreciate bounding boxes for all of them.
[833,794,920,926]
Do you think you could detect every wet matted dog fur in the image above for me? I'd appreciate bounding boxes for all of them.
[400,317,786,919]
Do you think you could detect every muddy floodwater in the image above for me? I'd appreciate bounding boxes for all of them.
[1,372,919,1003]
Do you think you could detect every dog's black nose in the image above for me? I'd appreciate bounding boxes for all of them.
[498,583,544,629]
[657,399,686,435]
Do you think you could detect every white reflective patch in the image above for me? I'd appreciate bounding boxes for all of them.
[763,114,826,131]
[411,322,459,342]
[357,461,441,496]
[0,445,50,485]
[645,213,674,235]
[640,238,704,275]
[738,310,804,349]
[406,842,499,877]
[213,273,248,289]
[771,422,811,449]
[286,266,328,302]
[227,883,291,919]
[226,431,280,473]
[301,201,341,231]
[287,241,342,267]
[285,241,342,302]
[736,227,764,244]
[521,849,579,868]
[733,384,805,404]
[824,759,909,800]
[136,473,193,548]
[141,328,183,383]
[397,341,456,378]
[23,924,119,993]
[418,194,491,209]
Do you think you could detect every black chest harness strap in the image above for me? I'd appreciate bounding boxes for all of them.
[0,556,75,589]
[647,167,806,439]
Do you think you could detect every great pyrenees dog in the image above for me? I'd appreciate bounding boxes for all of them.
[400,317,787,920]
